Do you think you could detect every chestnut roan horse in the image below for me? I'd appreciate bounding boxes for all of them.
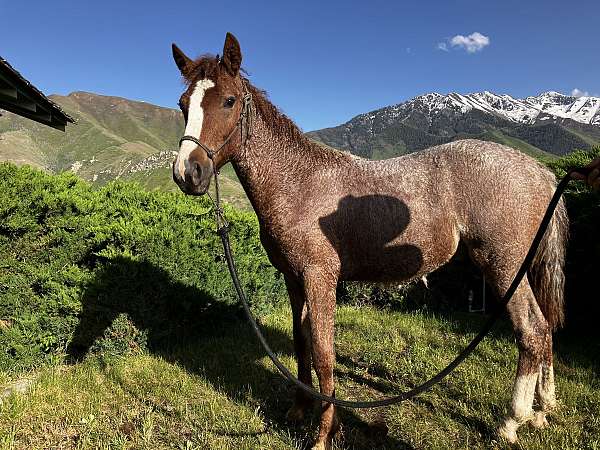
[171,33,568,448]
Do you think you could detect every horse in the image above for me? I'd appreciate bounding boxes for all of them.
[171,33,568,449]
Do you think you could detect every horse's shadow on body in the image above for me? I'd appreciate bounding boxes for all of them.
[318,194,423,282]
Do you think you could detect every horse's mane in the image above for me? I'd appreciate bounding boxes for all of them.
[184,54,330,152]
[244,81,310,146]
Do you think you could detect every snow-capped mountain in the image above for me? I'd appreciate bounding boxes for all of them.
[308,91,600,159]
[353,91,600,130]
[526,92,600,125]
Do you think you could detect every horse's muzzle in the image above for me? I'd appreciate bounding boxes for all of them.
[172,158,212,196]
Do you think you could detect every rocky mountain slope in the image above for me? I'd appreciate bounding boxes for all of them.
[307,91,600,159]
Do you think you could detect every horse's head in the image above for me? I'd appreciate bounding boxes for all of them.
[172,33,245,195]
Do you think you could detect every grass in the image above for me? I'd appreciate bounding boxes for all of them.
[1,304,598,449]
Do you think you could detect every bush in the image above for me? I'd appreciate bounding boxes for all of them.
[0,163,285,372]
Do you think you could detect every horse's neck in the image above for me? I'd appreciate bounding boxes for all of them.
[230,114,342,227]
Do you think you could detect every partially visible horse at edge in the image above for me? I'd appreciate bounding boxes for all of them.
[171,33,568,449]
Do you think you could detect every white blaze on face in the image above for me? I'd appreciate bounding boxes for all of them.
[176,78,215,179]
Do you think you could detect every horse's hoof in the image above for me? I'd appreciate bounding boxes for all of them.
[311,426,338,450]
[531,411,549,429]
[498,418,519,444]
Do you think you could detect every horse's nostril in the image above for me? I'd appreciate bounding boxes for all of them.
[191,161,203,186]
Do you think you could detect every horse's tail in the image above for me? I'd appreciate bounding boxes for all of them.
[529,194,569,331]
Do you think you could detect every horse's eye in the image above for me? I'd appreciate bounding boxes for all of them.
[224,96,236,108]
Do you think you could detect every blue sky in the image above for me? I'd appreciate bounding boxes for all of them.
[1,0,598,131]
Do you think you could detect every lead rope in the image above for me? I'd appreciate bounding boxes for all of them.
[213,171,580,408]
[201,93,591,408]
[204,83,253,233]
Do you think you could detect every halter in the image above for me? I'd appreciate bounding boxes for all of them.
[178,80,254,232]
[178,81,254,161]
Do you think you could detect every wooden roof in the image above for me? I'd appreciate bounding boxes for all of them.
[0,57,74,131]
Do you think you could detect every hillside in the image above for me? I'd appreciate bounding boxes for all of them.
[0,92,181,177]
[308,91,600,159]
[0,92,249,208]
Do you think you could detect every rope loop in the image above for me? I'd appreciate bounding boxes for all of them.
[211,170,579,408]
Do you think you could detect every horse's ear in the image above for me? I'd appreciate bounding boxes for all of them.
[172,43,192,75]
[220,32,242,76]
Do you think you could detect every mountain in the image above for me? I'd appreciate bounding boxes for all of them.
[2,90,599,208]
[0,91,249,208]
[307,91,600,159]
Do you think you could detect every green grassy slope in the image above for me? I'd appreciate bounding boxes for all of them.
[473,130,556,160]
[0,92,181,174]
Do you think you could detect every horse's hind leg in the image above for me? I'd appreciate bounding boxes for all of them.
[468,248,549,443]
[490,276,549,443]
[284,276,314,422]
[533,330,556,428]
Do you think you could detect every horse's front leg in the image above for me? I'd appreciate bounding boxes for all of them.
[284,275,314,422]
[303,266,339,450]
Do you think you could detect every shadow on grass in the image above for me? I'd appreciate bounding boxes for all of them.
[69,256,598,448]
[69,256,414,449]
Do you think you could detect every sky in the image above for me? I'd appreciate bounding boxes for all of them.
[1,0,599,131]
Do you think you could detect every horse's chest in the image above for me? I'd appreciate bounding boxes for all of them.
[259,226,300,276]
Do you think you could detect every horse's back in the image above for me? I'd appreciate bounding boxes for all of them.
[350,139,561,280]
[427,139,558,225]
[378,138,559,216]
[413,139,561,267]
[381,138,555,190]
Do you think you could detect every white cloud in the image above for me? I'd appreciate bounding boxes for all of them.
[571,88,589,97]
[438,32,490,53]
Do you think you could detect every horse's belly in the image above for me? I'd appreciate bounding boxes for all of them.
[340,224,459,283]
